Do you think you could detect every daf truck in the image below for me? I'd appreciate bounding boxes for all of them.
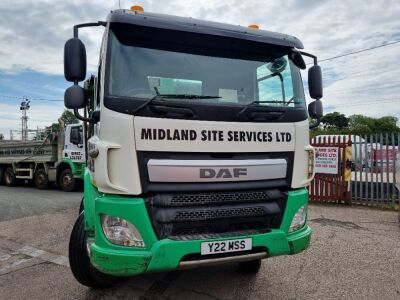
[64,6,323,288]
[0,124,85,191]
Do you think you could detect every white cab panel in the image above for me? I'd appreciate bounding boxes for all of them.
[134,117,295,153]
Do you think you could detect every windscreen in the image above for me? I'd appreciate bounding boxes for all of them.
[107,28,306,109]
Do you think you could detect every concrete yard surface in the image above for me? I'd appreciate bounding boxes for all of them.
[0,186,399,299]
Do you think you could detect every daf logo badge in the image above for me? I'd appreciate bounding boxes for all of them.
[200,168,248,179]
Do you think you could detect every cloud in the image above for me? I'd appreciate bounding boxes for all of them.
[0,0,399,138]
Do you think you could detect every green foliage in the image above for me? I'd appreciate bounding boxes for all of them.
[47,110,78,133]
[311,111,400,140]
[61,110,79,125]
[321,112,349,129]
[37,110,79,140]
[0,133,4,140]
[49,123,60,132]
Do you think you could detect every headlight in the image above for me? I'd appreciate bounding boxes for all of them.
[101,215,145,247]
[289,205,307,233]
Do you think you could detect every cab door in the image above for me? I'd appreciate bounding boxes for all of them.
[64,125,85,163]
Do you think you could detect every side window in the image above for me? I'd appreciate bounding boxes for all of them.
[70,126,82,145]
[256,56,294,106]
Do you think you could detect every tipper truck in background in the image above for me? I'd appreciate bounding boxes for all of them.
[64,6,323,288]
[0,124,85,191]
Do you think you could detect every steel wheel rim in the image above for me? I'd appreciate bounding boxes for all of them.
[63,173,73,188]
[5,171,12,185]
[36,174,45,186]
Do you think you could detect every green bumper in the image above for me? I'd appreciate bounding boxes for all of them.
[87,188,311,276]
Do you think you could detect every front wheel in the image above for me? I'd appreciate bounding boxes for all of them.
[60,169,76,192]
[69,213,117,288]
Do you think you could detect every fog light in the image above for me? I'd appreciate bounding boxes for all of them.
[289,205,307,233]
[101,215,145,247]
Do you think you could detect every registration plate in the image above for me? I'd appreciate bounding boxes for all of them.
[201,238,252,255]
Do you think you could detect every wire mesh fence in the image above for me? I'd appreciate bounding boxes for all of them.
[351,133,399,206]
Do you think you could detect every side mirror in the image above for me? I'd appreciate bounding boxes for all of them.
[64,85,87,109]
[64,38,87,82]
[308,99,323,119]
[308,65,323,99]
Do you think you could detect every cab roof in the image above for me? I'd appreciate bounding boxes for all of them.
[107,9,304,49]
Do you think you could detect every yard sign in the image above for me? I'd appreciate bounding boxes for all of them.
[315,147,339,174]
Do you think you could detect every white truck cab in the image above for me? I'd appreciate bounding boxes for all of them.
[63,124,85,163]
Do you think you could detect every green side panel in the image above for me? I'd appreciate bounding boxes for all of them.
[83,169,99,233]
[87,187,311,276]
[61,157,86,179]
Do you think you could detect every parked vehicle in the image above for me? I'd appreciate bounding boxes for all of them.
[64,6,323,288]
[0,124,85,191]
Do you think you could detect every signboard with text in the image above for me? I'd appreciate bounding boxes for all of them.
[315,147,339,174]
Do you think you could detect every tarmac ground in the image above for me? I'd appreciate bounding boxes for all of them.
[0,185,399,299]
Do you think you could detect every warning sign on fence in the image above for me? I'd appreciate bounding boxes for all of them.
[315,147,339,174]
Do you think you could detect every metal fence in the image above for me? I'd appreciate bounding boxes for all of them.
[309,136,351,204]
[351,133,399,206]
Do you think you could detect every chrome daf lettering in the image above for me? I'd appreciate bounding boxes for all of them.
[147,159,287,182]
[200,168,215,178]
[200,168,248,179]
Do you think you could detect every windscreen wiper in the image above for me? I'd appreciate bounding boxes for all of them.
[236,100,303,119]
[132,94,221,114]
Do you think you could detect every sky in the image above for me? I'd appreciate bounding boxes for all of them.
[0,0,399,138]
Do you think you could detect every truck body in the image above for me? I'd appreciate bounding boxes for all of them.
[0,124,85,191]
[64,7,323,287]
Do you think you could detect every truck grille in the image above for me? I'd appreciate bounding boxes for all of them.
[175,207,266,221]
[170,191,268,206]
[146,189,286,239]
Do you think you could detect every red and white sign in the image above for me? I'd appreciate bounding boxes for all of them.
[315,147,339,174]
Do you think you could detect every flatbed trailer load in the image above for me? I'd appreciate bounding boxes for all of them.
[0,124,85,191]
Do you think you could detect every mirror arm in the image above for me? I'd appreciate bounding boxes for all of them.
[73,108,97,124]
[299,51,318,65]
[73,21,106,38]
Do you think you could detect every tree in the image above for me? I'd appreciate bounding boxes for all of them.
[320,112,349,129]
[49,110,80,133]
[61,110,79,126]
[348,115,399,136]
[0,133,4,140]
[311,113,400,141]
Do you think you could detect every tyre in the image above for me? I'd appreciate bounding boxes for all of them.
[34,169,49,189]
[237,259,262,274]
[69,213,117,288]
[4,167,16,187]
[60,169,76,192]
